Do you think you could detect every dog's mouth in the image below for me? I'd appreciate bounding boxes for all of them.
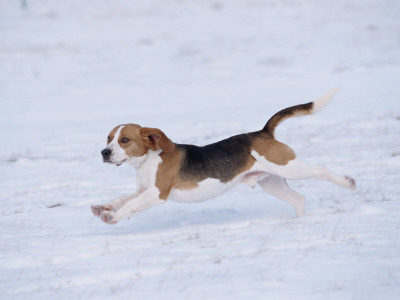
[103,158,126,167]
[103,157,111,164]
[116,159,127,166]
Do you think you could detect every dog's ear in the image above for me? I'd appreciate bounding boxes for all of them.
[140,127,175,153]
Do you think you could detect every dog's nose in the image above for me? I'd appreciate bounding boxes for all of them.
[101,148,111,160]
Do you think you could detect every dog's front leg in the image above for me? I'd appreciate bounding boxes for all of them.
[91,187,146,217]
[100,189,165,224]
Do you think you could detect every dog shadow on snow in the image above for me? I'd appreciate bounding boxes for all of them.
[91,195,297,236]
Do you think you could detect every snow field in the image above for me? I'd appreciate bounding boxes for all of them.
[1,0,400,299]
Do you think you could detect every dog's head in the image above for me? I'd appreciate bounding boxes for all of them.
[101,124,175,167]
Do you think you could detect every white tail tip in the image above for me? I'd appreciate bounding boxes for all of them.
[312,88,341,113]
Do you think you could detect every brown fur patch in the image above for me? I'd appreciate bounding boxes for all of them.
[107,125,121,145]
[118,124,149,157]
[140,128,175,153]
[263,102,313,138]
[175,182,199,190]
[108,124,176,158]
[252,133,296,165]
[155,149,186,200]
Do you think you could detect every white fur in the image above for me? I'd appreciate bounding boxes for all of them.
[167,161,306,219]
[258,175,306,217]
[107,126,129,165]
[168,166,275,203]
[135,150,162,186]
[251,150,355,190]
[169,178,238,203]
[311,88,340,113]
[107,187,146,211]
[112,188,164,221]
[116,150,163,215]
[98,150,164,223]
[127,154,146,169]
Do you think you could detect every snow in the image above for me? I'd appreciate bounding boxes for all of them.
[1,0,400,299]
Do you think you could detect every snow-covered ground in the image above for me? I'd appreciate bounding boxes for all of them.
[1,0,400,299]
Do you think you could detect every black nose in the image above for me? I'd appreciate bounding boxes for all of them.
[101,148,111,160]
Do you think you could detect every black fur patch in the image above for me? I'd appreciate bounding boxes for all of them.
[263,102,313,136]
[177,133,257,183]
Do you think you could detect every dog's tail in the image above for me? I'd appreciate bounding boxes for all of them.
[262,88,340,138]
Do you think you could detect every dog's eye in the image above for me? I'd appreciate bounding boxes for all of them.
[107,136,111,143]
[121,137,130,144]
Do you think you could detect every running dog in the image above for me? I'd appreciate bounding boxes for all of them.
[92,89,356,224]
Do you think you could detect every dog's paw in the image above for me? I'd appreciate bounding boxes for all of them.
[100,211,118,224]
[91,204,112,216]
[345,176,356,190]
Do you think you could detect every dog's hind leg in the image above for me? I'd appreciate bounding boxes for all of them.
[252,151,356,191]
[258,175,306,217]
[273,159,356,190]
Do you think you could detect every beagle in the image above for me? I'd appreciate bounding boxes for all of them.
[91,89,356,224]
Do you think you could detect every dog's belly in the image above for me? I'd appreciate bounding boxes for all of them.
[169,178,238,203]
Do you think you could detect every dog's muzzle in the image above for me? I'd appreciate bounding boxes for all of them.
[101,148,111,162]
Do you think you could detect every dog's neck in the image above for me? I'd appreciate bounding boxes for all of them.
[131,150,162,188]
[128,150,161,169]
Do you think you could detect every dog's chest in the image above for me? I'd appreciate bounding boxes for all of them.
[135,151,162,188]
